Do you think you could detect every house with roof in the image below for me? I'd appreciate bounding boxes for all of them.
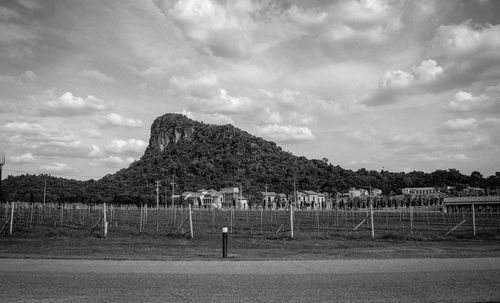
[276,193,288,209]
[296,190,322,209]
[262,191,277,209]
[221,187,239,208]
[349,187,369,197]
[202,189,223,208]
[371,189,383,196]
[402,187,438,196]
[235,196,249,210]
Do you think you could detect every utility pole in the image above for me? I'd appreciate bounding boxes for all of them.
[0,149,4,203]
[43,179,47,206]
[156,180,161,209]
[294,179,297,209]
[171,174,175,208]
[264,183,268,210]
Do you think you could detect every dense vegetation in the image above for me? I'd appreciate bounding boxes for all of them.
[2,114,500,205]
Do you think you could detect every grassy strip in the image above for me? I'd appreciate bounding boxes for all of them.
[1,227,499,260]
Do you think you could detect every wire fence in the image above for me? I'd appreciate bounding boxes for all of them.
[1,202,500,240]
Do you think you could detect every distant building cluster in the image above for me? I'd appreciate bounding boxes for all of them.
[182,187,248,210]
[177,184,495,210]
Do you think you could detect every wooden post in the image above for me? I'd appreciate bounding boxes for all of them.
[189,204,193,239]
[9,202,14,235]
[370,200,375,240]
[230,208,233,233]
[410,205,413,238]
[290,206,294,239]
[30,202,34,226]
[260,207,263,233]
[103,202,108,238]
[60,204,64,228]
[472,204,476,237]
[140,204,143,232]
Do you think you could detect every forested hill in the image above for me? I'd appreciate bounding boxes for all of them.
[2,113,500,204]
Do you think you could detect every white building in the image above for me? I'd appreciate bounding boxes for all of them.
[402,187,438,195]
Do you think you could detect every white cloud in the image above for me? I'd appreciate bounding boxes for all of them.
[81,70,116,83]
[188,88,254,114]
[346,130,375,143]
[449,91,489,112]
[255,124,315,142]
[432,22,500,59]
[163,0,254,58]
[381,70,415,89]
[40,92,106,116]
[39,162,73,173]
[365,59,444,105]
[105,138,147,154]
[169,71,219,98]
[181,110,234,125]
[5,121,46,135]
[10,153,35,163]
[101,113,143,127]
[99,156,135,166]
[444,118,478,131]
[89,145,103,158]
[413,60,443,82]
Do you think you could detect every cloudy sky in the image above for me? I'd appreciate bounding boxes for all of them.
[1,0,500,180]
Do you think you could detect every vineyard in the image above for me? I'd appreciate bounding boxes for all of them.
[2,202,499,240]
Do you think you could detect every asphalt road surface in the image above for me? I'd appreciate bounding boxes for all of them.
[1,258,499,302]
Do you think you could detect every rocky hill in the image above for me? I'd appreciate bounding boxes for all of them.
[100,113,345,200]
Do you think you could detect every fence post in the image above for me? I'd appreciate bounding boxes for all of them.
[103,202,108,238]
[472,204,476,237]
[60,204,64,228]
[139,204,143,232]
[222,226,228,258]
[9,201,14,235]
[410,205,413,238]
[189,204,193,239]
[370,200,375,240]
[260,207,263,233]
[230,208,233,233]
[290,206,294,239]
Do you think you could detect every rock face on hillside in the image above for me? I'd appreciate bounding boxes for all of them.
[147,114,198,153]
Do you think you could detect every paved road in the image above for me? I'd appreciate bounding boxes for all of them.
[1,258,499,302]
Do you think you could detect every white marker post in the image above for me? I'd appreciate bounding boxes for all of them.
[9,201,14,235]
[370,200,375,240]
[189,204,193,239]
[222,226,228,258]
[290,205,294,239]
[103,202,108,238]
[472,203,476,237]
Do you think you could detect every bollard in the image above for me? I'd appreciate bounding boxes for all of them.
[222,226,228,258]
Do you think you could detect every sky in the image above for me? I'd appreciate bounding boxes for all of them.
[1,0,500,180]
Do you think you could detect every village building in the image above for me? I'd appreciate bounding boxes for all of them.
[371,189,383,196]
[296,190,322,209]
[235,196,249,210]
[220,187,239,208]
[276,193,288,209]
[348,187,369,197]
[443,196,500,213]
[402,187,438,195]
[262,191,277,209]
[461,186,485,197]
[202,189,223,208]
